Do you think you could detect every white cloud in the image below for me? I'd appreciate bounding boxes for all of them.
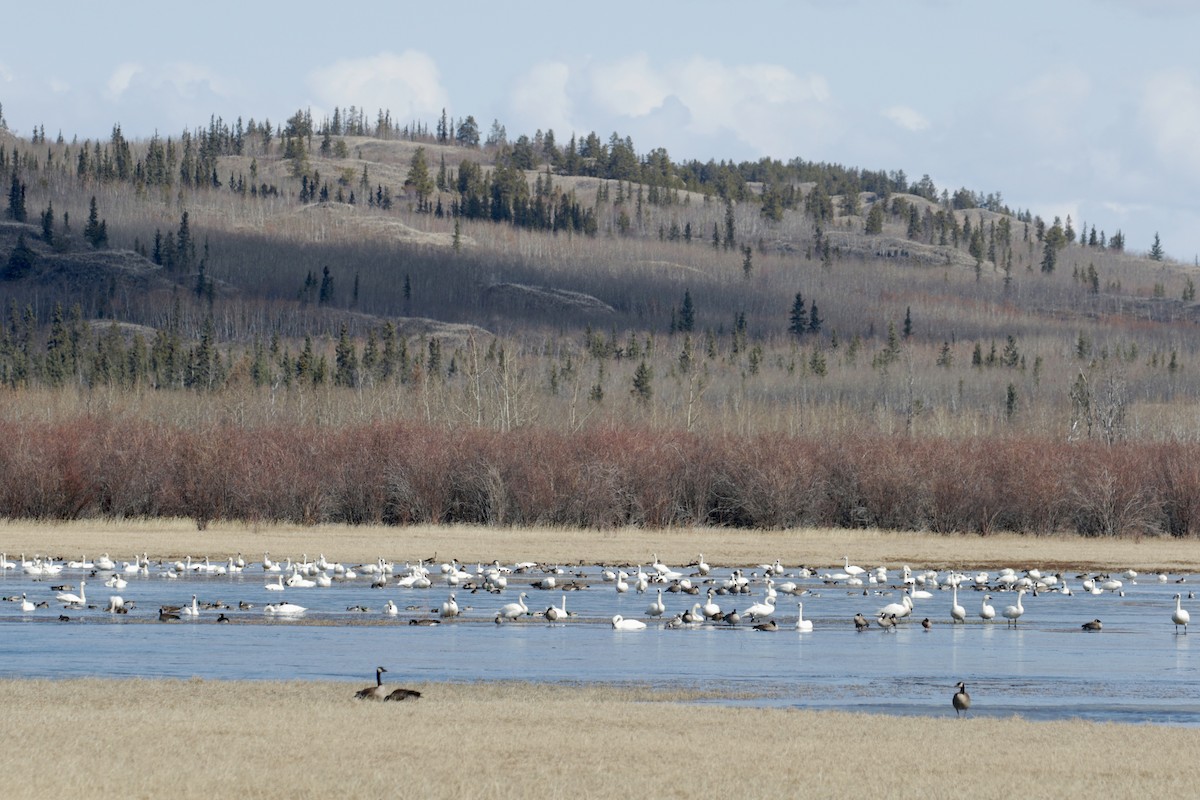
[1139,69,1200,178]
[308,51,447,120]
[106,62,142,99]
[157,62,233,100]
[590,54,670,117]
[881,105,929,132]
[510,61,574,135]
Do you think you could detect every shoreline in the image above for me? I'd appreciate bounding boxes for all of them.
[4,519,1200,572]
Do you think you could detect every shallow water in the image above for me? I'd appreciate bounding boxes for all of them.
[2,559,1196,725]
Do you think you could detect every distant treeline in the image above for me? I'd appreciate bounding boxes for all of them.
[1,415,1194,538]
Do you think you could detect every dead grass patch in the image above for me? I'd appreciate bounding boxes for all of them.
[0,678,1195,799]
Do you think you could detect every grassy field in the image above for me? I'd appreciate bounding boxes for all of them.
[4,519,1200,573]
[1,678,1196,799]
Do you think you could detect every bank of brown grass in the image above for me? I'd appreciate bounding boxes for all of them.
[0,678,1195,799]
[4,519,1199,573]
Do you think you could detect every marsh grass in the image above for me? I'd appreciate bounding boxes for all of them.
[1,678,1197,799]
[3,519,1199,573]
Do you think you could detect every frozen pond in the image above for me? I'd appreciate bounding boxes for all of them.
[2,556,1196,725]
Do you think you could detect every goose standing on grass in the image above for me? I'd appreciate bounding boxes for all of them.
[952,681,971,716]
[611,615,647,631]
[980,594,996,622]
[1173,594,1190,634]
[949,585,966,624]
[56,581,86,606]
[355,667,389,700]
[796,602,813,632]
[1002,589,1026,627]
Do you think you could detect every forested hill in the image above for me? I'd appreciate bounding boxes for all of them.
[0,108,1195,444]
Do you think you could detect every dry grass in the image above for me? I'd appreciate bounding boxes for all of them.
[4,519,1199,572]
[0,678,1196,799]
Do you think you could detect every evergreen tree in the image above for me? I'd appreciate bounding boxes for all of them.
[1150,232,1164,261]
[864,202,884,234]
[741,245,753,278]
[678,290,695,332]
[40,202,54,244]
[808,303,822,334]
[319,265,334,305]
[631,360,653,404]
[5,166,25,222]
[2,232,35,279]
[788,292,808,336]
[404,147,434,207]
[334,323,358,388]
[902,307,913,338]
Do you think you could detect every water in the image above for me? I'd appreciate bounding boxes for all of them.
[2,559,1196,725]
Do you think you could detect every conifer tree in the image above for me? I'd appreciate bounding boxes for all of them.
[1150,232,1164,261]
[678,290,695,332]
[631,360,653,404]
[788,292,808,336]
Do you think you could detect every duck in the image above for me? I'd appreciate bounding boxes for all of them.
[355,667,390,700]
[1081,619,1103,631]
[611,615,647,631]
[1173,594,1190,634]
[952,681,971,716]
[796,602,814,632]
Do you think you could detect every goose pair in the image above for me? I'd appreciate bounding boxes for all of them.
[355,667,422,701]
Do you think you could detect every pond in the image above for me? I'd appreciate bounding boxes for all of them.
[2,556,1195,725]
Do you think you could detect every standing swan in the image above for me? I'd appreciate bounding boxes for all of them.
[796,602,813,632]
[496,592,529,622]
[980,594,996,622]
[1002,589,1026,627]
[440,592,460,618]
[950,585,967,624]
[56,581,86,606]
[355,666,389,700]
[1173,594,1191,634]
[952,681,971,716]
[646,589,666,618]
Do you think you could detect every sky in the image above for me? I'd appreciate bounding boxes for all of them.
[3,0,1200,261]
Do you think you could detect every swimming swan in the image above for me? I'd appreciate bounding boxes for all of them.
[611,615,647,630]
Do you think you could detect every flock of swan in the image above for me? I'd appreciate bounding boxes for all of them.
[0,550,1192,638]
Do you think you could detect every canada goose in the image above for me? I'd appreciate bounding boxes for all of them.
[952,681,971,716]
[611,615,646,631]
[385,687,422,701]
[1002,589,1026,626]
[921,617,932,631]
[158,608,180,621]
[1082,619,1103,631]
[409,618,440,626]
[216,613,230,623]
[876,613,897,631]
[853,612,870,631]
[545,594,569,623]
[796,602,814,632]
[754,620,778,632]
[723,609,740,626]
[58,614,70,622]
[238,601,254,610]
[1172,594,1190,634]
[355,667,389,700]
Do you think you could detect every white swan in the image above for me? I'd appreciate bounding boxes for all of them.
[646,588,666,617]
[696,554,710,576]
[383,600,399,616]
[611,615,646,630]
[496,592,529,621]
[796,602,813,632]
[440,592,460,618]
[181,595,200,617]
[980,594,996,621]
[1002,589,1026,626]
[1173,593,1190,634]
[843,556,866,578]
[56,581,86,606]
[106,596,125,613]
[950,585,967,624]
[265,575,285,591]
[702,588,721,620]
[879,591,913,619]
[545,594,570,622]
[615,572,630,594]
[19,593,35,612]
[0,553,14,570]
[744,595,776,621]
[263,602,306,615]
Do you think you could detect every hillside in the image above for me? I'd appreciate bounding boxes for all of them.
[2,113,1200,534]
